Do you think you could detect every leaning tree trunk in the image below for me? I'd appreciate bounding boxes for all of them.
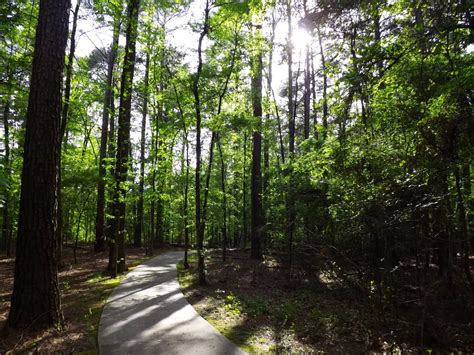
[7,0,70,330]
[110,0,140,276]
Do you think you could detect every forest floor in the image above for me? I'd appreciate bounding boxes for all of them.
[0,245,161,353]
[178,249,474,353]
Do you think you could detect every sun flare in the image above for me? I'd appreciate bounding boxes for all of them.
[292,26,312,53]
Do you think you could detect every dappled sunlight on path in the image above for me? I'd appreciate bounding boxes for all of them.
[98,251,246,354]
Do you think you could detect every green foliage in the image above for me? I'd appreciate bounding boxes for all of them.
[224,292,243,316]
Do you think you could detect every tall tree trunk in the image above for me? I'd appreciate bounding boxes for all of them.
[169,77,189,266]
[303,0,311,140]
[202,133,216,240]
[303,44,311,140]
[287,0,295,154]
[7,0,70,330]
[111,0,140,276]
[155,101,165,248]
[183,131,190,268]
[267,9,285,164]
[95,19,120,252]
[454,166,473,288]
[148,112,157,256]
[263,135,269,250]
[134,52,150,248]
[193,0,210,285]
[2,94,11,256]
[286,0,296,272]
[217,137,228,262]
[250,32,263,260]
[200,28,238,259]
[57,0,80,268]
[310,43,318,137]
[317,26,328,137]
[241,132,248,249]
[106,81,118,270]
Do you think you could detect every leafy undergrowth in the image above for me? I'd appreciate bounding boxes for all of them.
[178,250,474,353]
[0,246,158,353]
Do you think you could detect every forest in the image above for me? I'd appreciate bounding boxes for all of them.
[0,0,473,353]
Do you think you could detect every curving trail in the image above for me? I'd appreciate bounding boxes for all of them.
[98,251,246,355]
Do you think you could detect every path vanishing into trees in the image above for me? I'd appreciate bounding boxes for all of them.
[98,251,246,354]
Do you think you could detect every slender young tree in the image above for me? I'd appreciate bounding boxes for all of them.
[7,0,70,329]
[250,25,263,260]
[58,0,81,267]
[2,65,12,257]
[193,0,210,285]
[95,18,121,252]
[303,1,311,140]
[134,52,150,248]
[286,0,296,271]
[317,26,328,137]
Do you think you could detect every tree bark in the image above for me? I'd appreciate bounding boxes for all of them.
[250,33,263,260]
[111,0,140,276]
[95,19,120,252]
[241,132,248,249]
[286,0,296,272]
[304,44,311,140]
[193,0,210,285]
[2,94,11,256]
[134,51,150,248]
[57,0,80,268]
[287,0,295,154]
[217,137,228,262]
[7,0,70,330]
[267,9,285,164]
[317,26,328,137]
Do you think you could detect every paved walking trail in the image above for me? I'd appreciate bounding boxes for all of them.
[98,251,246,354]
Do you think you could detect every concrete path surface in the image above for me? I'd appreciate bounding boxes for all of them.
[98,251,246,355]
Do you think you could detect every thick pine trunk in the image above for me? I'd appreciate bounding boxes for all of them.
[7,0,70,330]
